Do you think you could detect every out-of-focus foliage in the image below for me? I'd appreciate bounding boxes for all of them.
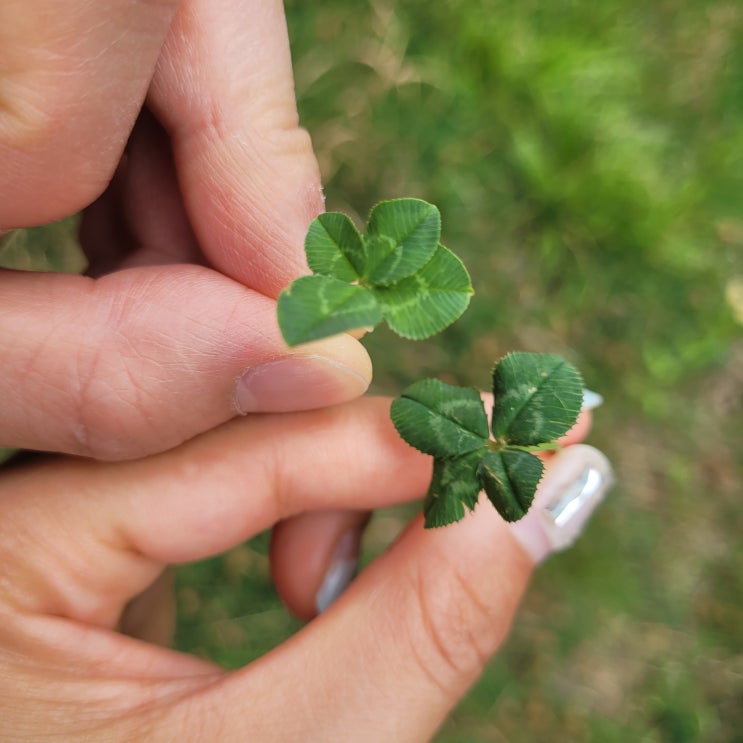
[0,217,83,272]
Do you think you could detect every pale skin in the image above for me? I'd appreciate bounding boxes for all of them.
[0,1,593,739]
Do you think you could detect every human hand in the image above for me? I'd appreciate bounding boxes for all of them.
[0,0,371,459]
[0,398,612,740]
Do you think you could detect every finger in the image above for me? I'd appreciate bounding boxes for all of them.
[551,408,593,451]
[198,446,614,741]
[270,509,371,620]
[148,0,324,297]
[118,568,176,647]
[0,265,370,458]
[558,388,603,447]
[0,1,180,228]
[215,514,532,740]
[0,398,429,624]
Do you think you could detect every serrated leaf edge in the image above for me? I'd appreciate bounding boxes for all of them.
[490,352,583,444]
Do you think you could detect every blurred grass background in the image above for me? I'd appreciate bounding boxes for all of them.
[3,0,741,740]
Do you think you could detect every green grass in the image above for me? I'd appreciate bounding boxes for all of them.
[7,1,742,740]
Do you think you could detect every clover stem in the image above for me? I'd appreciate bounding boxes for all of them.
[485,439,562,454]
[505,442,563,454]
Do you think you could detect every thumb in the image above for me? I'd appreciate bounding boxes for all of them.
[149,0,324,298]
[0,264,370,459]
[202,445,613,741]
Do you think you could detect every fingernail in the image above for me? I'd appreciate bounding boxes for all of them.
[315,529,360,614]
[582,388,604,411]
[510,444,614,564]
[235,355,370,414]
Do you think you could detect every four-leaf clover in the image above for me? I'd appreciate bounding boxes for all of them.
[391,353,584,528]
[277,198,473,346]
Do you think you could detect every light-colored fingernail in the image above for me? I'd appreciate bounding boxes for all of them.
[315,529,360,614]
[510,444,614,564]
[235,355,370,414]
[582,388,604,411]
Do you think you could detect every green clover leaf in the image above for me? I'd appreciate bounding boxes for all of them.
[276,276,381,347]
[391,352,584,528]
[390,379,490,459]
[277,198,472,346]
[362,198,440,285]
[477,449,544,522]
[490,352,584,445]
[423,452,483,528]
[305,212,365,281]
[375,244,474,339]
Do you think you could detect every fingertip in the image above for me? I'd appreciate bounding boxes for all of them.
[510,444,614,564]
[295,334,374,396]
[559,409,593,446]
[560,387,603,444]
[234,335,372,415]
[270,510,368,622]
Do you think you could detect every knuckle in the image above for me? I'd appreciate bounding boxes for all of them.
[262,119,316,160]
[72,339,147,461]
[69,285,166,460]
[1,87,117,223]
[407,561,496,691]
[64,267,226,460]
